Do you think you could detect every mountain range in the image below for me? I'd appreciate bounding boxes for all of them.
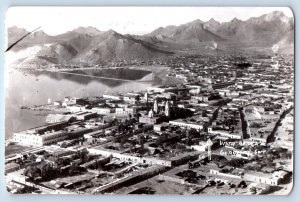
[6,11,294,67]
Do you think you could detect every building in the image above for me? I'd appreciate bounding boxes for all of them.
[51,150,75,158]
[191,95,209,103]
[191,141,209,152]
[208,127,242,139]
[144,92,148,102]
[116,106,137,116]
[92,107,115,114]
[65,126,92,139]
[169,119,203,130]
[210,167,242,180]
[45,114,74,123]
[244,171,280,186]
[148,109,154,118]
[88,147,199,167]
[74,111,97,120]
[14,130,67,146]
[66,105,86,113]
[5,162,20,174]
[212,81,235,89]
[153,123,169,132]
[123,94,139,103]
[84,130,105,140]
[103,94,122,100]
[139,115,162,125]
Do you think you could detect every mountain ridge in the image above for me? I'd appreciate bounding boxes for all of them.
[6,11,294,66]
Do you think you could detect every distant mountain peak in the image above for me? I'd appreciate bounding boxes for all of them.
[207,18,220,24]
[72,26,102,35]
[264,10,288,22]
[269,10,285,17]
[187,19,204,25]
[203,18,221,32]
[106,29,117,33]
[104,29,121,37]
[31,30,48,37]
[231,17,242,23]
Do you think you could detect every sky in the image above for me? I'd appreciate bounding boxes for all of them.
[5,7,293,35]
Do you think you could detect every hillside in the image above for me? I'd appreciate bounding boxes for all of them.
[6,11,294,67]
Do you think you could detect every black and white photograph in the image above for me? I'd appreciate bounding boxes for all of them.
[4,7,294,195]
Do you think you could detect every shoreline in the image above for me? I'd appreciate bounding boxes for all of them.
[5,65,183,141]
[12,64,184,86]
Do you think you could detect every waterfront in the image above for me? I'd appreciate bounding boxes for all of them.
[5,68,155,138]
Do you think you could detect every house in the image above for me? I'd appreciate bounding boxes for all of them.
[14,130,68,146]
[139,116,162,125]
[74,111,97,120]
[244,171,280,185]
[91,107,115,114]
[123,94,139,103]
[5,163,20,174]
[191,141,209,152]
[46,114,74,123]
[169,119,203,130]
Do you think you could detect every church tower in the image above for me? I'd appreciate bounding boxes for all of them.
[148,109,154,118]
[153,99,158,113]
[165,100,170,117]
[144,92,148,102]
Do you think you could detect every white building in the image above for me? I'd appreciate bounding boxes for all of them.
[103,94,122,100]
[14,130,67,146]
[92,107,115,115]
[169,119,203,130]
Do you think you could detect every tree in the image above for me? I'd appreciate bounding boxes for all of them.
[78,148,89,163]
[187,128,200,138]
[39,163,54,180]
[134,113,141,120]
[118,123,125,133]
[15,158,24,165]
[112,118,118,126]
[130,141,136,153]
[119,138,126,150]
[228,158,243,168]
[139,135,145,149]
[28,153,37,161]
[156,133,169,145]
[250,122,261,128]
[185,138,193,146]
[175,143,186,152]
[24,165,40,180]
[250,186,257,194]
[280,151,292,159]
[68,164,76,176]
